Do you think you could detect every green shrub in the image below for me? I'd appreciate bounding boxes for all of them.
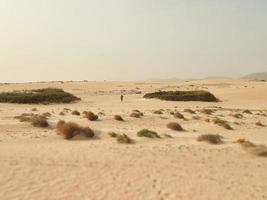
[144,90,218,102]
[0,88,80,104]
[137,129,160,138]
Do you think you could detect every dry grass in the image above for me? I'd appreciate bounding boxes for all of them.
[137,129,160,138]
[213,117,233,130]
[84,111,98,121]
[163,134,173,138]
[166,122,184,131]
[117,134,133,144]
[197,134,223,144]
[15,113,49,128]
[59,112,65,116]
[173,112,184,119]
[0,88,80,104]
[132,110,144,116]
[192,116,201,120]
[236,139,267,157]
[72,110,80,116]
[42,112,51,117]
[144,90,218,102]
[114,115,124,121]
[56,120,94,139]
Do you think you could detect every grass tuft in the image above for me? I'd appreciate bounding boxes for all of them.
[213,117,233,130]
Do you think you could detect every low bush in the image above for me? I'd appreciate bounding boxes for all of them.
[84,111,98,121]
[144,90,218,102]
[0,88,80,104]
[114,115,124,121]
[213,117,233,130]
[117,134,133,144]
[137,129,160,138]
[197,134,223,144]
[166,122,184,131]
[56,120,94,139]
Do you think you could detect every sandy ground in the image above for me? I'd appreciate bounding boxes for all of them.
[0,79,267,200]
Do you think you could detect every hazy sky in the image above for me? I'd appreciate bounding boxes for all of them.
[0,0,266,82]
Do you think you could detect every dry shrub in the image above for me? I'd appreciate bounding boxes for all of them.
[42,112,51,117]
[231,113,243,119]
[205,118,211,123]
[184,109,196,114]
[243,110,252,114]
[173,112,184,119]
[72,110,80,116]
[114,115,124,121]
[197,134,223,144]
[256,121,265,127]
[137,129,160,138]
[56,120,94,139]
[163,134,173,138]
[84,111,98,121]
[59,112,65,116]
[117,134,132,144]
[192,116,201,120]
[166,122,184,131]
[236,139,267,157]
[15,113,49,128]
[108,132,118,138]
[153,110,163,115]
[213,117,233,130]
[130,112,141,118]
[32,108,38,111]
[132,110,144,116]
[200,109,214,115]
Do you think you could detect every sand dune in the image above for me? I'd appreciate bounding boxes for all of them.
[0,79,267,200]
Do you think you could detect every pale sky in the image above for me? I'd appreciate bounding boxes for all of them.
[0,0,266,82]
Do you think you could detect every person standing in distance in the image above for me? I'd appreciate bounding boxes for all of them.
[120,94,124,102]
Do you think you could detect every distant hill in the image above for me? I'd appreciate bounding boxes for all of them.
[242,72,267,80]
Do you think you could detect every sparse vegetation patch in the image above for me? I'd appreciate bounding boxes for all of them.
[137,129,160,138]
[0,88,80,104]
[197,134,223,144]
[166,122,184,131]
[144,90,218,102]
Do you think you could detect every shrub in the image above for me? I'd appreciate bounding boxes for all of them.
[167,122,184,131]
[32,108,38,111]
[59,112,65,116]
[15,113,49,128]
[56,120,94,139]
[163,134,173,138]
[173,112,184,119]
[197,134,223,144]
[132,110,144,116]
[137,129,160,138]
[144,90,218,102]
[213,117,233,130]
[72,110,80,116]
[243,110,252,114]
[42,112,51,117]
[192,116,201,120]
[231,113,243,119]
[153,110,163,114]
[130,112,141,118]
[0,88,80,104]
[108,132,118,138]
[184,109,196,114]
[84,111,98,121]
[236,139,267,157]
[256,121,265,127]
[117,134,132,144]
[200,109,214,115]
[114,115,124,121]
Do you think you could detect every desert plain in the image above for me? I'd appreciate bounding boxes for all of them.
[0,79,267,200]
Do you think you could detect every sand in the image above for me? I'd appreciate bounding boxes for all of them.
[0,79,267,200]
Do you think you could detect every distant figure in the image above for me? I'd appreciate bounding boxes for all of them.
[120,94,124,102]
